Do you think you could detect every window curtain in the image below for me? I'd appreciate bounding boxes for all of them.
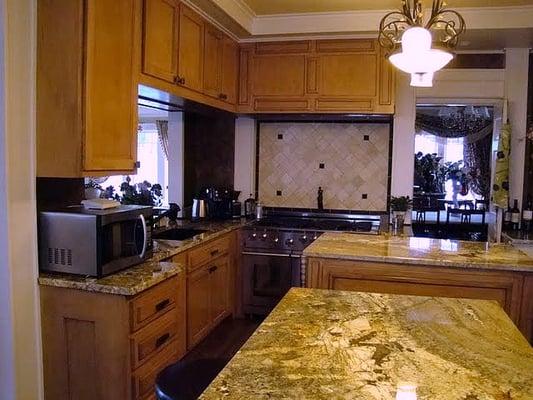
[415,111,493,200]
[155,120,169,160]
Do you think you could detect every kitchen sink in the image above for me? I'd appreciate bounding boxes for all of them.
[153,228,208,241]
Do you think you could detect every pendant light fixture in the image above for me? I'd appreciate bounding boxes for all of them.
[378,1,466,87]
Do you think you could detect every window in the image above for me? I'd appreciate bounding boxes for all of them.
[100,122,169,205]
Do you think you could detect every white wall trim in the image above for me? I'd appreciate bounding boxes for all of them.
[0,0,43,398]
[247,6,533,37]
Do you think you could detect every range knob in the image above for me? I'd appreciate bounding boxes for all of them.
[251,232,257,239]
[285,238,294,246]
[300,234,308,243]
[273,237,279,243]
[262,232,268,239]
[312,233,319,240]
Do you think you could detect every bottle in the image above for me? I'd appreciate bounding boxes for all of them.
[523,196,533,233]
[504,199,512,230]
[511,199,521,231]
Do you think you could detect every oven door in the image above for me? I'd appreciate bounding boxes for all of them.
[242,251,301,315]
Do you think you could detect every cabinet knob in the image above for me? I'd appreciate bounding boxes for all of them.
[218,93,227,100]
[134,161,141,168]
[174,76,185,85]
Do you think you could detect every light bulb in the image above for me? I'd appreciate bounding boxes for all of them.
[410,71,434,87]
[395,383,417,400]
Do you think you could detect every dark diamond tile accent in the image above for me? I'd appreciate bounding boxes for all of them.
[363,135,370,141]
[277,134,283,140]
[362,194,368,199]
[276,190,282,196]
[319,163,325,169]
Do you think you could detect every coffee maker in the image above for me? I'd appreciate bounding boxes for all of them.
[202,187,233,220]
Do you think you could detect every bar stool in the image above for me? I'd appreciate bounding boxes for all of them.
[155,358,229,400]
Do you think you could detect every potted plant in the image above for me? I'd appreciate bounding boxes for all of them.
[103,176,163,206]
[390,195,412,233]
[84,178,105,199]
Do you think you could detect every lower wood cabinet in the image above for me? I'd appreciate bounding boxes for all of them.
[186,236,233,349]
[40,275,186,400]
[306,257,533,343]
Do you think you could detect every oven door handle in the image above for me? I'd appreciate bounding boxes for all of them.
[242,251,300,258]
[139,213,148,259]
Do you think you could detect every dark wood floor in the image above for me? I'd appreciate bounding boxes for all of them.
[181,316,262,364]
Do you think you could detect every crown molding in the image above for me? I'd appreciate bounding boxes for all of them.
[210,0,255,33]
[249,6,533,37]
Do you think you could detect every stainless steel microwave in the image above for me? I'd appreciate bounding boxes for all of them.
[38,205,153,277]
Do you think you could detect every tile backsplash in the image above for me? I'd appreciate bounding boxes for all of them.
[258,122,391,212]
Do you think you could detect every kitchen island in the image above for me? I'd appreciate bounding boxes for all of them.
[201,288,533,399]
[303,233,533,344]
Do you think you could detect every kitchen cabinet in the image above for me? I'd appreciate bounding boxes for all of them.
[306,258,524,326]
[37,0,138,177]
[177,3,204,92]
[203,24,224,99]
[186,234,233,349]
[141,0,179,84]
[221,36,239,104]
[238,39,395,114]
[41,275,186,400]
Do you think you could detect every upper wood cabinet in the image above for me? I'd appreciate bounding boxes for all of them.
[141,0,179,84]
[238,39,395,114]
[221,36,239,104]
[177,3,204,92]
[37,0,138,177]
[203,24,224,98]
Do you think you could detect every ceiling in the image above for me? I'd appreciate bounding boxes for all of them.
[242,0,533,15]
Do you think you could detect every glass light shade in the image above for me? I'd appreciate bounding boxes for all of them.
[410,72,434,87]
[395,384,417,400]
[389,27,453,74]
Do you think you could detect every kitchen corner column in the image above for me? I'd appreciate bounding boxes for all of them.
[168,112,184,214]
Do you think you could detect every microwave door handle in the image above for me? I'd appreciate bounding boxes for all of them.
[139,213,148,259]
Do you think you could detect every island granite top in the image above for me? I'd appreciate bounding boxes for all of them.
[38,219,247,296]
[303,232,533,272]
[200,288,533,400]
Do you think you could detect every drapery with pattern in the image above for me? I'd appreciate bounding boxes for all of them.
[155,120,169,160]
[415,111,493,200]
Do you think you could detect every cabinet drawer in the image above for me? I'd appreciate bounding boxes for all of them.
[130,277,178,332]
[130,307,179,369]
[188,235,230,271]
[131,340,178,400]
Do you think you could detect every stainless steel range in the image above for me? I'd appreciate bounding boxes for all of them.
[241,212,381,315]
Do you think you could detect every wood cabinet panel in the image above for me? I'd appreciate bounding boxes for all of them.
[316,39,375,53]
[84,0,137,172]
[255,40,311,55]
[141,0,179,83]
[130,307,179,370]
[37,0,137,176]
[317,54,377,98]
[221,36,239,104]
[520,275,533,343]
[210,256,231,325]
[178,3,204,92]
[130,276,178,332]
[188,235,231,272]
[307,258,524,325]
[131,340,179,400]
[187,265,212,348]
[251,55,306,97]
[203,24,223,98]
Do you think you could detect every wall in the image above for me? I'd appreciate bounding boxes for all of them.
[183,111,236,206]
[257,122,391,211]
[0,0,44,398]
[234,117,256,203]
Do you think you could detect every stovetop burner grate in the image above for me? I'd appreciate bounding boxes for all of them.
[251,216,379,233]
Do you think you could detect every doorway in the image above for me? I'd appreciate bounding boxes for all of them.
[412,105,494,241]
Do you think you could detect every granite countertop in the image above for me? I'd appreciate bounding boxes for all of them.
[38,218,248,296]
[303,232,533,272]
[200,288,533,400]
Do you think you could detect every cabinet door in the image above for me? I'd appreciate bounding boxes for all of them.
[220,36,239,104]
[142,0,179,83]
[203,24,223,98]
[210,256,230,325]
[84,0,137,172]
[520,275,533,344]
[186,265,211,348]
[178,3,204,92]
[251,54,306,98]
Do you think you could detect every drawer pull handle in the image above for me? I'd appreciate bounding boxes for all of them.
[210,249,220,257]
[155,332,170,348]
[155,299,170,312]
[208,266,218,273]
